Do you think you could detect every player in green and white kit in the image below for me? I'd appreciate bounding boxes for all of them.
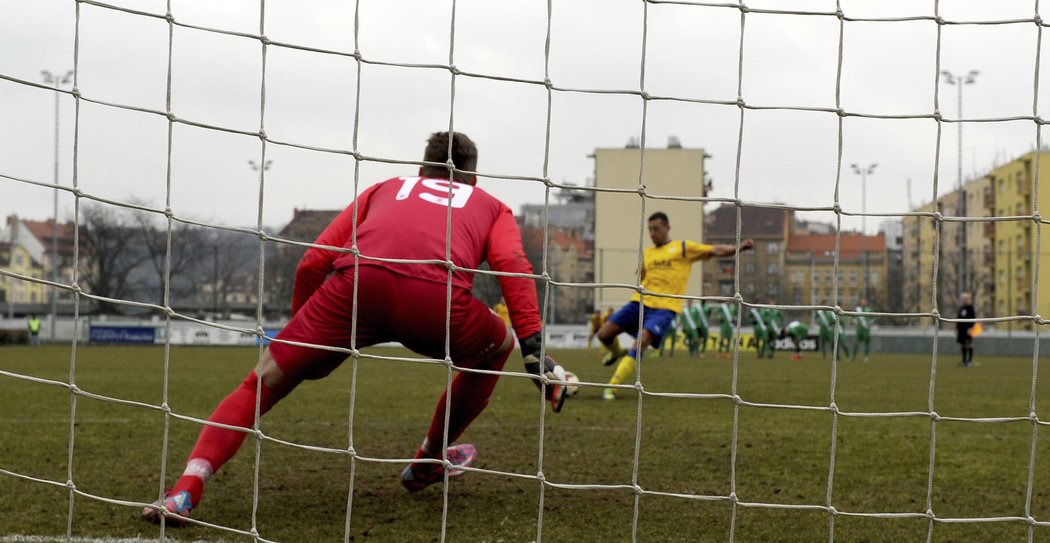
[716,302,737,358]
[851,299,875,362]
[691,301,711,357]
[658,313,680,357]
[782,320,810,361]
[761,304,783,359]
[678,301,700,358]
[815,304,851,360]
[748,307,770,358]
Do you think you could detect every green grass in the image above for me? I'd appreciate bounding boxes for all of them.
[3,345,1050,542]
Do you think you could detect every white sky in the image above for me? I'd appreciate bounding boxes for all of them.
[3,0,1050,234]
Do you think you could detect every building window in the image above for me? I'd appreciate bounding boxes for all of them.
[767,242,781,255]
[767,263,779,275]
[719,259,735,274]
[767,283,779,296]
[999,178,1005,193]
[812,271,819,285]
[744,263,755,275]
[849,270,857,284]
[720,281,734,296]
[870,271,880,285]
[744,283,755,295]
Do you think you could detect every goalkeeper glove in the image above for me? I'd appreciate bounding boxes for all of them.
[520,332,567,413]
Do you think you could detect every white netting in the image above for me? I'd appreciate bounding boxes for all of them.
[2,1,1050,541]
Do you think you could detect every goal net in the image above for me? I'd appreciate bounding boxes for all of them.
[1,1,1048,541]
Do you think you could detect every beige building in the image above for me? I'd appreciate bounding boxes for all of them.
[592,144,710,309]
[784,233,888,311]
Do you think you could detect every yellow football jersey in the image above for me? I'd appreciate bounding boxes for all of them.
[630,239,714,313]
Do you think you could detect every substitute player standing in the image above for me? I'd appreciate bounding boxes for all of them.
[142,132,568,526]
[594,212,752,400]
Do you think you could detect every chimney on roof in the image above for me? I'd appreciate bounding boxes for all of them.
[668,136,682,149]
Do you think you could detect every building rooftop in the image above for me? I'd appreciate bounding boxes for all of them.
[705,204,792,238]
[787,233,886,259]
[278,209,342,242]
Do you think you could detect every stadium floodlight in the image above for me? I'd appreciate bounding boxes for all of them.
[941,69,978,297]
[41,69,74,342]
[851,163,876,301]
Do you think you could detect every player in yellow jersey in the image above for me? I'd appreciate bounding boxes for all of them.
[595,212,753,399]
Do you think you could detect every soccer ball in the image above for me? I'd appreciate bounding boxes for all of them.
[563,371,580,398]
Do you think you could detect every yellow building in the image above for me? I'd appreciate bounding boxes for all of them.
[592,142,709,309]
[964,174,995,319]
[0,243,46,304]
[902,150,1046,328]
[989,151,1050,329]
[901,191,965,321]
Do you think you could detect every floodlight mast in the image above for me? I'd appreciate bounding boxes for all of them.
[42,69,74,342]
[941,69,979,297]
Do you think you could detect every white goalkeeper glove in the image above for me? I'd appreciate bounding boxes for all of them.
[520,333,567,413]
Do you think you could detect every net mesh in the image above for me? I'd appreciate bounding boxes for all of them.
[1,1,1049,541]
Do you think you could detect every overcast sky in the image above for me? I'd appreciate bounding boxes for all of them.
[3,0,1049,235]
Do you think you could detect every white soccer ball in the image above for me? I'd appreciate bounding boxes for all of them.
[563,370,580,398]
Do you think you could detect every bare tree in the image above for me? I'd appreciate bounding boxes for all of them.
[130,206,208,308]
[206,229,261,319]
[79,203,149,314]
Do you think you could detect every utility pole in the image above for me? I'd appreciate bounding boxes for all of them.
[851,163,877,301]
[941,69,979,298]
[42,69,73,342]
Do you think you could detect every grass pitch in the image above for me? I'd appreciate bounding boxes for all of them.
[2,344,1050,542]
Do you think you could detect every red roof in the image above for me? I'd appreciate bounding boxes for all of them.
[787,233,885,258]
[23,219,76,242]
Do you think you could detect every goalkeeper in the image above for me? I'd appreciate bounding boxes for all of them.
[594,211,752,400]
[143,132,570,526]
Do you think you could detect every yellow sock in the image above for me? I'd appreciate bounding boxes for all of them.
[608,355,638,385]
[607,340,626,358]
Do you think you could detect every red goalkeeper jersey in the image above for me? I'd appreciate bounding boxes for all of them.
[292,176,542,339]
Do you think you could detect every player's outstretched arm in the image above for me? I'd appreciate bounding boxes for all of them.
[519,333,568,413]
[709,238,755,257]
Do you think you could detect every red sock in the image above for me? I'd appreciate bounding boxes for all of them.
[416,347,511,467]
[170,370,278,507]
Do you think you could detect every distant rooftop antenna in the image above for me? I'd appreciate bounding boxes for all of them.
[668,136,682,148]
[625,137,640,148]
